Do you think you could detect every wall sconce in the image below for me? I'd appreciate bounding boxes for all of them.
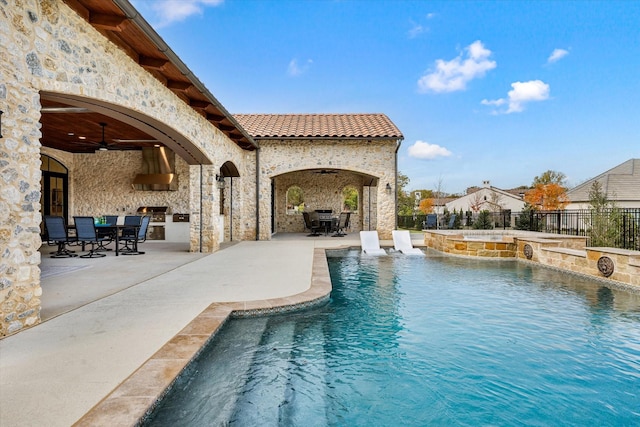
[216,174,226,189]
[385,183,392,193]
[0,110,3,138]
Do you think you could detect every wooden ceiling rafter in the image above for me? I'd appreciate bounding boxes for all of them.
[90,13,127,31]
[60,0,257,151]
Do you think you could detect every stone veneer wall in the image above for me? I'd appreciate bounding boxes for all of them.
[275,171,365,233]
[42,147,191,217]
[259,139,397,239]
[424,231,640,290]
[0,0,253,336]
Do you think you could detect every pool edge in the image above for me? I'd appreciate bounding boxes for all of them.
[72,248,332,427]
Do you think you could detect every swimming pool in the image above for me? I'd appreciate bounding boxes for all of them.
[144,249,640,426]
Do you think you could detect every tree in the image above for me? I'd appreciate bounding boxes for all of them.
[473,210,494,229]
[585,180,622,247]
[514,203,539,231]
[418,198,434,214]
[469,191,484,213]
[342,186,358,211]
[524,170,569,210]
[396,171,414,216]
[533,170,567,186]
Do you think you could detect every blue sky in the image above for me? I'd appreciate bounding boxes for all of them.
[130,0,640,195]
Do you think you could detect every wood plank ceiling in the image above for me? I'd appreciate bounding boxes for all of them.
[41,0,256,154]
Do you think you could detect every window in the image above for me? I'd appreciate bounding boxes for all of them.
[342,186,358,213]
[286,186,304,214]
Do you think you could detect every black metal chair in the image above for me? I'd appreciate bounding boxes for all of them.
[422,214,437,230]
[95,215,118,251]
[332,212,351,237]
[73,216,107,258]
[121,215,150,255]
[43,215,77,258]
[302,212,321,236]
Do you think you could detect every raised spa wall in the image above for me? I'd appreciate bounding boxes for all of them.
[424,231,640,289]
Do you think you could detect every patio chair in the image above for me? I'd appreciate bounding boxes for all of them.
[73,216,107,258]
[422,214,437,230]
[121,215,150,255]
[444,214,457,230]
[95,215,118,251]
[332,212,351,237]
[43,215,77,258]
[392,230,425,256]
[302,212,321,236]
[120,215,141,240]
[360,231,387,255]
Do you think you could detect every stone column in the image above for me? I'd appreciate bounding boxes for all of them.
[189,165,220,253]
[0,85,43,336]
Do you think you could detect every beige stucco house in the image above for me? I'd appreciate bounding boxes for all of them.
[446,180,525,214]
[0,0,402,336]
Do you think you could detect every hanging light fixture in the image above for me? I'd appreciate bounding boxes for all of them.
[386,183,392,193]
[97,122,108,151]
[216,174,226,189]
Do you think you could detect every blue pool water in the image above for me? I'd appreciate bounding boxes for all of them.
[145,249,640,426]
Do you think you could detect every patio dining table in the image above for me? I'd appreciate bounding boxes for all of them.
[92,223,141,256]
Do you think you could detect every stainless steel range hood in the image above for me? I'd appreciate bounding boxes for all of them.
[132,147,177,191]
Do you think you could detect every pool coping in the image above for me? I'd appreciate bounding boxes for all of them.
[72,248,333,427]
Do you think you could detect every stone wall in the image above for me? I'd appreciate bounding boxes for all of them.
[0,0,252,336]
[274,171,365,233]
[423,231,640,290]
[259,139,397,239]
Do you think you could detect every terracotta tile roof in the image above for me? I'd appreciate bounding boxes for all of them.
[233,113,403,139]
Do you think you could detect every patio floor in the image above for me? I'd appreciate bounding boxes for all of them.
[1,232,417,426]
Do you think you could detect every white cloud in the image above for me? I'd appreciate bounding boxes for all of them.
[481,80,550,114]
[547,48,569,63]
[417,40,496,93]
[408,23,425,38]
[148,0,223,27]
[408,140,452,160]
[287,58,313,77]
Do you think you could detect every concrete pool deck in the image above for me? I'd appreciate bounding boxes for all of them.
[0,233,419,426]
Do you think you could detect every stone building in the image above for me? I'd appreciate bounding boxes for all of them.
[0,0,402,336]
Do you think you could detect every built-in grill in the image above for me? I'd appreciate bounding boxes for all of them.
[137,206,169,222]
[136,206,169,240]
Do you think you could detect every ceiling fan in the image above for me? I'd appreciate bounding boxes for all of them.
[75,122,141,151]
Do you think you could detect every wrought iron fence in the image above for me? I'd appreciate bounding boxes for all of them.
[398,208,640,250]
[519,209,640,250]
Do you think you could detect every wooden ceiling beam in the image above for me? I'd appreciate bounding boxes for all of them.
[139,56,169,70]
[206,113,226,123]
[217,124,235,132]
[90,13,127,31]
[167,80,193,91]
[189,99,210,109]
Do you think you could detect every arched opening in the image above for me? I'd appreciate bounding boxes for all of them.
[270,168,379,234]
[218,161,240,242]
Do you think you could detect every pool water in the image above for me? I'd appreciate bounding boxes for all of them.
[144,249,640,426]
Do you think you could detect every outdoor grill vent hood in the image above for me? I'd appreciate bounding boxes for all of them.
[132,147,177,191]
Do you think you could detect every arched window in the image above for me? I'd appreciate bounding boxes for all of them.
[342,186,358,213]
[286,185,304,214]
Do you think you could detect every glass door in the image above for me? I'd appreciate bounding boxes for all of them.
[40,155,69,234]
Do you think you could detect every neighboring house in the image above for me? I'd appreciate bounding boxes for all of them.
[566,159,640,209]
[446,181,526,214]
